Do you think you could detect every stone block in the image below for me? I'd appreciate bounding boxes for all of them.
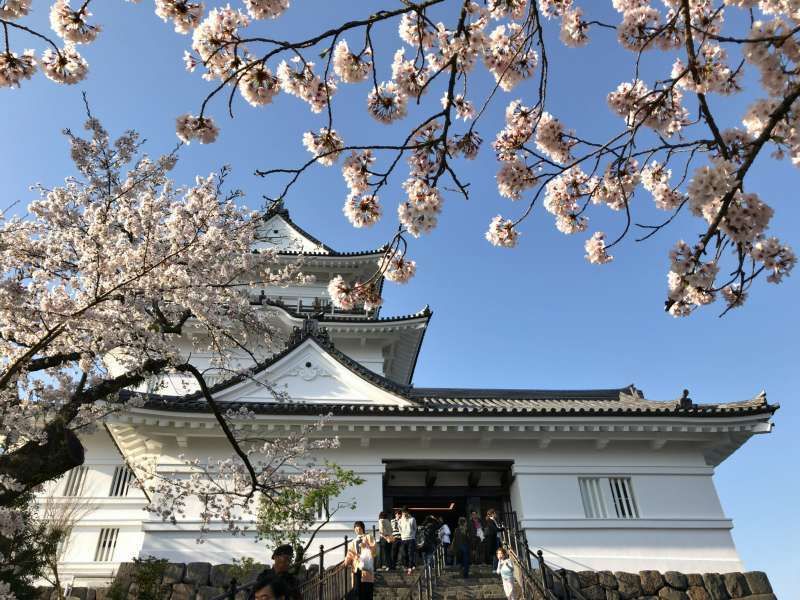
[598,571,618,590]
[114,563,138,589]
[70,589,88,600]
[605,590,621,600]
[687,587,711,600]
[722,573,750,598]
[196,585,223,600]
[746,595,777,600]
[743,572,772,595]
[702,574,729,600]
[94,590,108,600]
[665,572,688,591]
[185,563,211,586]
[172,583,198,600]
[126,583,139,600]
[582,584,607,600]
[209,564,235,588]
[578,571,599,588]
[640,570,665,595]
[658,588,689,600]
[614,572,642,600]
[563,570,581,593]
[687,575,704,587]
[163,563,186,585]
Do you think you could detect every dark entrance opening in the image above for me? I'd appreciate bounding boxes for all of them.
[382,460,514,537]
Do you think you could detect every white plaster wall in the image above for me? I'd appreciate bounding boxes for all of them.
[47,427,748,578]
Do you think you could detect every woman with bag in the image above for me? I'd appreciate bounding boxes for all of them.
[346,521,376,600]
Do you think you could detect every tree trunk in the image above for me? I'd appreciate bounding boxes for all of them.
[0,420,84,506]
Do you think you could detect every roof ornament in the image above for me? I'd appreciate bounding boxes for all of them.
[264,198,289,219]
[679,389,694,409]
[287,319,331,347]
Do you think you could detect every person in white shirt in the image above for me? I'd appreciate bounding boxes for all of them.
[398,507,417,574]
[437,517,452,565]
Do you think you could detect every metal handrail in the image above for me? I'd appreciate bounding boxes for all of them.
[399,542,446,600]
[209,535,356,600]
[500,512,589,600]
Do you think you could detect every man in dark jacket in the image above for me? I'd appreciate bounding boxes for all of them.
[267,544,301,600]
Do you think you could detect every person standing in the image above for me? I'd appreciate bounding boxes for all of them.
[418,516,438,568]
[437,516,451,565]
[398,507,417,575]
[346,521,376,600]
[469,510,484,563]
[262,545,300,600]
[485,509,503,569]
[496,547,521,600]
[376,511,394,571]
[452,516,471,579]
[390,509,403,570]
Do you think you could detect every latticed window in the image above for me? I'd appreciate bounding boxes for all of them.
[579,477,639,519]
[94,528,119,562]
[109,465,134,497]
[62,466,88,497]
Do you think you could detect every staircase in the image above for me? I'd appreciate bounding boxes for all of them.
[374,565,506,600]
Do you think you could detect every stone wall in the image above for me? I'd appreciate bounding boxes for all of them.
[36,563,776,600]
[545,568,776,600]
[35,561,320,600]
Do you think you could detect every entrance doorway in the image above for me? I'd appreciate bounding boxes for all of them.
[382,459,514,558]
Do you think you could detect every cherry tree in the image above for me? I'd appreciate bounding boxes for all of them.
[0,113,349,589]
[3,0,798,316]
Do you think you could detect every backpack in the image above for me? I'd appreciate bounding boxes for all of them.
[416,525,435,552]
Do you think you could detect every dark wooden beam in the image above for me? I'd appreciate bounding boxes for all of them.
[468,471,481,488]
[425,470,437,488]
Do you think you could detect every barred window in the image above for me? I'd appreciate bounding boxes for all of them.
[62,466,88,497]
[316,495,330,520]
[579,477,639,519]
[109,466,134,497]
[94,528,119,562]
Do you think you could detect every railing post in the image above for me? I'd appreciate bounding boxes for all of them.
[317,544,324,600]
[537,549,550,591]
[227,577,237,600]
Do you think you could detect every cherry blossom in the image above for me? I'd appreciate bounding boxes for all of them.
[277,59,335,113]
[175,113,220,144]
[154,0,204,34]
[382,250,416,283]
[343,193,381,228]
[497,156,537,200]
[485,215,520,247]
[0,0,30,20]
[584,231,613,264]
[341,150,375,195]
[239,63,279,106]
[398,178,443,237]
[301,127,344,166]
[0,49,36,88]
[333,40,370,84]
[40,45,88,84]
[243,0,289,20]
[367,81,407,123]
[50,0,100,44]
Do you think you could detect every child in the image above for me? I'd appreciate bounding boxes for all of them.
[495,547,521,600]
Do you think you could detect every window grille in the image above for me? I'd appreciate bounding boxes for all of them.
[109,466,134,497]
[579,477,639,519]
[93,528,119,562]
[62,466,88,497]
[316,495,330,520]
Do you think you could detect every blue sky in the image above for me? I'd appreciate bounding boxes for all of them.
[1,1,797,595]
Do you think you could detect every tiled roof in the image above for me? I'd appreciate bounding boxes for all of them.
[131,331,776,419]
[260,300,432,324]
[263,201,385,257]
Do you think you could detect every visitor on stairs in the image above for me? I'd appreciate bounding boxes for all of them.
[453,516,471,579]
[437,516,451,565]
[254,544,300,600]
[398,507,417,575]
[418,516,438,568]
[469,510,484,564]
[377,511,395,571]
[495,547,521,600]
[346,521,376,600]
[485,509,503,569]
[390,509,403,570]
[252,572,288,600]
